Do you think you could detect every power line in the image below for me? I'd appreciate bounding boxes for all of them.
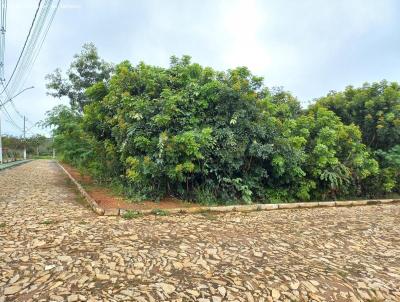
[8,0,60,97]
[8,0,49,95]
[15,0,60,94]
[0,83,36,128]
[3,116,22,130]
[0,0,60,137]
[0,105,22,131]
[0,0,42,96]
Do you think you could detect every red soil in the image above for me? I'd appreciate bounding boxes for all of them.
[61,163,196,210]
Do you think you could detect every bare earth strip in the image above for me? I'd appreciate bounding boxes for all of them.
[0,160,400,302]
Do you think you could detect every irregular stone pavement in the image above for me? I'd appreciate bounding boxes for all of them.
[0,160,399,302]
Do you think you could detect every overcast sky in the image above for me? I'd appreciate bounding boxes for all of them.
[2,0,400,136]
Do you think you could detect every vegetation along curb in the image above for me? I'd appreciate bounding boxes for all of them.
[56,160,400,217]
[57,161,105,215]
[120,199,399,216]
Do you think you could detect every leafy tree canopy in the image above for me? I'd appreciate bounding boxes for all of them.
[314,80,400,151]
[46,43,113,112]
[44,44,399,203]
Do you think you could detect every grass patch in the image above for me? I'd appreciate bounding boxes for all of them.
[150,208,169,216]
[121,210,143,220]
[32,155,53,159]
[40,219,54,225]
[81,183,97,191]
[0,222,6,228]
[200,211,217,220]
[337,270,348,278]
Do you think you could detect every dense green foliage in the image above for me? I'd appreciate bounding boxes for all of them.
[44,45,399,203]
[314,81,400,195]
[314,81,400,151]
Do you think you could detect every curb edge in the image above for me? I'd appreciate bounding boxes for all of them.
[55,160,400,217]
[56,161,105,215]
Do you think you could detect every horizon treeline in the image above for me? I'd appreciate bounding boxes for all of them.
[1,134,52,158]
[43,43,400,204]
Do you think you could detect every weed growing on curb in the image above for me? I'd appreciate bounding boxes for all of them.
[40,219,54,225]
[337,270,348,278]
[122,210,143,220]
[151,209,169,216]
[200,211,217,220]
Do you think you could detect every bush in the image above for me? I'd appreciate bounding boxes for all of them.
[45,45,396,203]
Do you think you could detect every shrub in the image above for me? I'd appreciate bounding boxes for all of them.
[45,44,393,203]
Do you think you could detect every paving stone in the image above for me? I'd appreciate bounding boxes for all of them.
[0,160,399,301]
[4,285,21,295]
[271,288,280,299]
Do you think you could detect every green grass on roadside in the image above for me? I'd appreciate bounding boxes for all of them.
[121,210,143,220]
[32,155,54,159]
[150,208,169,216]
[39,219,55,225]
[200,210,218,220]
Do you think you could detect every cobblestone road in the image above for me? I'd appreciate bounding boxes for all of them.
[1,160,400,302]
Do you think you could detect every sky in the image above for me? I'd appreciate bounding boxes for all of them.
[2,0,400,136]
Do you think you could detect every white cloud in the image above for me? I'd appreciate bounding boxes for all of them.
[217,0,270,74]
[1,0,399,136]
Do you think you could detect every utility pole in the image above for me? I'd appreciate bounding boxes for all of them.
[0,0,5,165]
[23,115,26,160]
[52,136,55,159]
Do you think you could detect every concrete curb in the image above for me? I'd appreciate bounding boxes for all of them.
[0,160,32,171]
[57,161,105,215]
[131,199,397,216]
[56,161,400,217]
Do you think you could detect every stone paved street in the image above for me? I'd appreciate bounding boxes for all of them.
[1,160,400,302]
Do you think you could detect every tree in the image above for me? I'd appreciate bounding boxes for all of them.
[315,81,400,196]
[27,134,48,155]
[80,57,309,202]
[46,43,113,112]
[295,107,378,199]
[315,81,400,151]
[44,45,392,203]
[43,105,91,164]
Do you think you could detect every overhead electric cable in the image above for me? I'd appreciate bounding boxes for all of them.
[1,0,59,139]
[0,106,22,131]
[17,0,60,93]
[0,0,42,96]
[8,0,50,95]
